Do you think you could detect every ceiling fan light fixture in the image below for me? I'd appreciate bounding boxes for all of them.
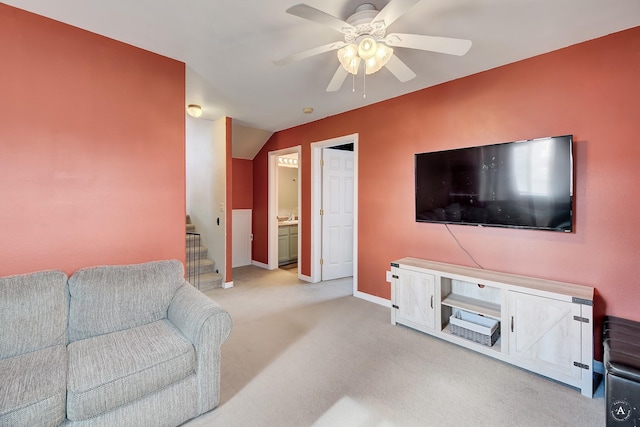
[376,43,392,59]
[337,44,361,74]
[357,37,377,60]
[365,43,393,74]
[279,2,473,94]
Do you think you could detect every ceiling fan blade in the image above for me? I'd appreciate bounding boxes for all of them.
[373,0,421,28]
[384,54,416,82]
[383,33,472,56]
[286,4,355,34]
[275,41,347,66]
[326,66,349,92]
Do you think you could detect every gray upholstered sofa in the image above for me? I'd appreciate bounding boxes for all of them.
[0,260,232,427]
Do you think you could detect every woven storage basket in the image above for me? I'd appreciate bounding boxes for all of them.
[450,311,500,347]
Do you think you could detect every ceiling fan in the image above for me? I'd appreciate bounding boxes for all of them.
[275,0,472,92]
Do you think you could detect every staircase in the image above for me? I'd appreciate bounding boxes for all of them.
[186,215,223,291]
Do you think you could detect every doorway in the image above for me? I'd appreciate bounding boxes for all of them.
[267,146,301,276]
[277,152,299,272]
[311,134,359,293]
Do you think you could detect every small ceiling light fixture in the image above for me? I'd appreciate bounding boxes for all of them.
[302,107,314,114]
[187,104,203,118]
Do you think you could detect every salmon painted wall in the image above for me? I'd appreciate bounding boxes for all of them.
[232,159,253,209]
[254,27,640,337]
[0,5,186,277]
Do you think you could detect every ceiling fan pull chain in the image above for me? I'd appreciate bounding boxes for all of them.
[363,71,366,99]
[352,72,356,93]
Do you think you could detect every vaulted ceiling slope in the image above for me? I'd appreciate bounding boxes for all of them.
[5,0,640,133]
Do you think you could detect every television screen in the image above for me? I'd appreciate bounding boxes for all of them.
[415,135,573,232]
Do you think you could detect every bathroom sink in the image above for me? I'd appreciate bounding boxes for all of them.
[278,220,298,226]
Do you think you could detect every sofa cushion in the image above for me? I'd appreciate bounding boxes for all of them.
[0,345,67,427]
[0,270,68,359]
[66,319,195,421]
[67,259,184,342]
[62,376,199,427]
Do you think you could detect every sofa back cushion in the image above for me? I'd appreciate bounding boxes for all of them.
[0,270,68,359]
[67,260,184,342]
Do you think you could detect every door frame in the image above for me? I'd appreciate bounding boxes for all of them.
[268,146,301,275]
[310,133,358,295]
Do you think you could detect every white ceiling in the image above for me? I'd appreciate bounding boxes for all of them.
[5,0,640,151]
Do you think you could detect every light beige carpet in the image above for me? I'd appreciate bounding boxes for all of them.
[185,265,605,427]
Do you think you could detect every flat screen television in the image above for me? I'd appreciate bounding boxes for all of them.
[415,135,573,232]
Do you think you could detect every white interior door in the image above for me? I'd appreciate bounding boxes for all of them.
[232,209,252,267]
[321,148,354,281]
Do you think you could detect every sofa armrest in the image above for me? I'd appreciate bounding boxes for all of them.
[168,283,232,413]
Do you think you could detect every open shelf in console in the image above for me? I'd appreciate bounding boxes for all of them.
[440,277,502,319]
[440,277,503,352]
[441,294,501,319]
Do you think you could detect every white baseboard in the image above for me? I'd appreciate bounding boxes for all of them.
[354,291,391,308]
[299,274,312,282]
[251,260,270,270]
[223,281,234,289]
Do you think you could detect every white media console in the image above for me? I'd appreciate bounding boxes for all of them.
[390,257,594,397]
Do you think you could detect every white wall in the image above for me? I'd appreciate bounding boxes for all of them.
[186,116,227,279]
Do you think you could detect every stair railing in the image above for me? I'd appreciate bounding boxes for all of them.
[186,232,201,289]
